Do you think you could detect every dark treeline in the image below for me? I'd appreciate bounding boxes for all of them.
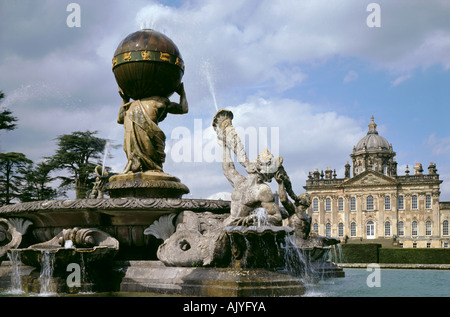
[0,90,114,205]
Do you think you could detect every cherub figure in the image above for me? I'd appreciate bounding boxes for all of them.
[275,167,312,239]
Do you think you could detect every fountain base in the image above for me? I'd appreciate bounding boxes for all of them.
[107,171,190,198]
[0,260,306,297]
[114,261,306,297]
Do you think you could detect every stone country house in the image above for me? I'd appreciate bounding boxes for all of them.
[303,117,450,248]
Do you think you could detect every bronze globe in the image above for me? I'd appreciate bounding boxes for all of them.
[112,29,185,100]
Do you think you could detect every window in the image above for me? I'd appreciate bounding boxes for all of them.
[338,223,344,237]
[325,198,331,212]
[412,221,418,236]
[425,195,431,209]
[326,223,331,237]
[350,197,356,211]
[366,195,374,211]
[412,195,418,210]
[313,198,319,212]
[384,196,391,210]
[313,222,319,233]
[444,220,449,236]
[366,220,375,238]
[398,221,404,236]
[385,221,391,237]
[426,221,432,236]
[427,243,431,248]
[338,197,344,212]
[350,222,356,237]
[398,195,404,210]
[413,243,417,248]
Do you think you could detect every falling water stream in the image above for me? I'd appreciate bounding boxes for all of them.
[281,235,318,283]
[38,251,56,296]
[330,244,344,264]
[7,251,23,294]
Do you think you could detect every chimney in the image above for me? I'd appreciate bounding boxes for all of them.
[414,163,423,175]
[325,167,333,179]
[428,162,437,175]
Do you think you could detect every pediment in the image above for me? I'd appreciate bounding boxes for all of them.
[343,170,397,187]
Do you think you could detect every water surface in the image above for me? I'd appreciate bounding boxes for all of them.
[304,268,450,297]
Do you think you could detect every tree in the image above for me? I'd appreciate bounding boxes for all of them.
[20,160,63,202]
[0,91,18,131]
[47,131,112,199]
[0,152,33,205]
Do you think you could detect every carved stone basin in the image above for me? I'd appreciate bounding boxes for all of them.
[0,198,230,260]
[8,228,119,270]
[225,225,294,269]
[9,246,117,271]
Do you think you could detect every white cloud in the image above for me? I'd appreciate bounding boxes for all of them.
[344,70,358,83]
[427,133,450,156]
[3,0,450,201]
[131,0,450,104]
[160,95,365,198]
[390,73,412,87]
[207,192,232,201]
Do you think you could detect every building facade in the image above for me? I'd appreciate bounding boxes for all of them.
[304,117,450,248]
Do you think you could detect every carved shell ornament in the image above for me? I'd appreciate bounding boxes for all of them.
[0,218,32,258]
[144,213,177,241]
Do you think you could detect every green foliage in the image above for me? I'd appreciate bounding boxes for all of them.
[342,244,450,264]
[0,91,18,131]
[20,160,64,202]
[47,130,110,199]
[0,152,33,205]
[1,89,115,201]
[379,248,450,264]
[341,244,381,263]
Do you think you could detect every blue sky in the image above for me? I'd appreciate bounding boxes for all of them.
[0,0,449,200]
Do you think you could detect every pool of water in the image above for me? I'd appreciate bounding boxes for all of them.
[1,268,449,297]
[304,268,450,297]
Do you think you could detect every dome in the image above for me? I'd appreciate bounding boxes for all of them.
[354,116,390,152]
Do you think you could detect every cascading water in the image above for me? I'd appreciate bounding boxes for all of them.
[7,251,23,294]
[329,243,344,264]
[251,207,268,228]
[38,251,56,296]
[281,235,317,284]
[79,253,92,294]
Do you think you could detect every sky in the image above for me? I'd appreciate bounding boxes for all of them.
[0,0,450,201]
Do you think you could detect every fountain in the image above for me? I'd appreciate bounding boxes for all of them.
[201,59,219,112]
[0,29,343,297]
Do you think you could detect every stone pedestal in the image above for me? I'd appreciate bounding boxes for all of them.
[116,261,306,297]
[107,171,189,199]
